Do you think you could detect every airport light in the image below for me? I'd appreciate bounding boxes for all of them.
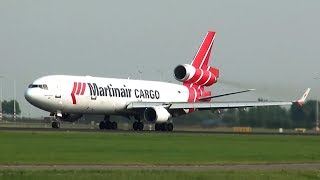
[0,76,3,121]
[313,73,319,131]
[13,79,16,121]
[316,100,319,131]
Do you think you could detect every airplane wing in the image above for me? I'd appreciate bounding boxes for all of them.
[127,88,310,110]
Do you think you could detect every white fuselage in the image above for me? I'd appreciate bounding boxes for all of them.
[25,75,190,115]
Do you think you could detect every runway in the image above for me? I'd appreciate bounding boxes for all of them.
[1,163,320,171]
[0,126,320,136]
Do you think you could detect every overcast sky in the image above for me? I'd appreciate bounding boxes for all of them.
[0,0,319,117]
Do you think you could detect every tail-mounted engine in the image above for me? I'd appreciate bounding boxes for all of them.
[144,106,172,123]
[174,64,219,86]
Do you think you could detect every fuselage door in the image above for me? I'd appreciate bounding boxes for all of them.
[55,80,61,98]
[54,80,64,110]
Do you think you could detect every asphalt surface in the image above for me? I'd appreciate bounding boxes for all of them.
[0,163,320,171]
[1,126,320,136]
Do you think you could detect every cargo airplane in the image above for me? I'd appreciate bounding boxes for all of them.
[25,31,310,131]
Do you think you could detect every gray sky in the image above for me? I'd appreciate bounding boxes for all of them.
[0,0,319,117]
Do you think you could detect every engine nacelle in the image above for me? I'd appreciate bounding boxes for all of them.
[144,106,171,123]
[173,64,218,86]
[174,64,196,82]
[57,113,83,122]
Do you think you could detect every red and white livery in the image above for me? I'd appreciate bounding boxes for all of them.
[25,31,310,131]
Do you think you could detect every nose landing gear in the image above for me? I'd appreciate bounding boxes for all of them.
[51,121,60,129]
[51,113,61,129]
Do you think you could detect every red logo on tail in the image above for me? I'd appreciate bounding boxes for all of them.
[71,82,86,104]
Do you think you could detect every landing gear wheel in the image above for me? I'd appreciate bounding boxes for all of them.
[167,123,173,131]
[111,121,118,130]
[138,122,144,131]
[133,122,138,130]
[52,122,56,128]
[52,121,60,129]
[133,122,143,131]
[161,123,168,131]
[105,121,112,129]
[99,121,106,130]
[155,123,161,131]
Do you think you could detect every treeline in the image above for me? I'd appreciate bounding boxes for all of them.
[1,100,21,115]
[2,99,318,129]
[173,100,319,129]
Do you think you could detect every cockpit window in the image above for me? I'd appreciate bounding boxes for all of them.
[28,84,48,90]
[28,84,38,88]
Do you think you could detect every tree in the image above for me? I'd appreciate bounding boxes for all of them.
[290,100,318,129]
[2,100,21,115]
[221,109,239,127]
[290,103,307,128]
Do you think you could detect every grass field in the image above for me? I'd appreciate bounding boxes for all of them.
[0,170,320,180]
[0,131,320,165]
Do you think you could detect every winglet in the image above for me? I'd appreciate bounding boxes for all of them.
[296,88,311,106]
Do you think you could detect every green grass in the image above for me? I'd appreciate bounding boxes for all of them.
[0,131,320,165]
[0,170,320,180]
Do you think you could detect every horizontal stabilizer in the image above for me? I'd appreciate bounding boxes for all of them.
[199,89,255,101]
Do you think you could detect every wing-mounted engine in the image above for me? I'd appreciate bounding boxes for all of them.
[144,106,172,123]
[57,113,83,122]
[174,64,219,86]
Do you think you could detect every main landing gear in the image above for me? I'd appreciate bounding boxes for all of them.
[155,123,173,131]
[132,121,144,131]
[99,115,118,130]
[132,115,144,131]
[132,121,173,131]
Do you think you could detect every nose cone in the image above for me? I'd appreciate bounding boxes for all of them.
[25,88,42,107]
[25,88,54,112]
[25,88,35,105]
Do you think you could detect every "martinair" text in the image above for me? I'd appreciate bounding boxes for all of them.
[87,83,160,99]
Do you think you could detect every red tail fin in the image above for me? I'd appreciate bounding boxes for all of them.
[183,31,219,105]
[191,31,216,70]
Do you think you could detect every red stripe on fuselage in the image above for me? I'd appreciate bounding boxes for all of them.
[80,83,86,95]
[76,82,82,95]
[71,82,77,104]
